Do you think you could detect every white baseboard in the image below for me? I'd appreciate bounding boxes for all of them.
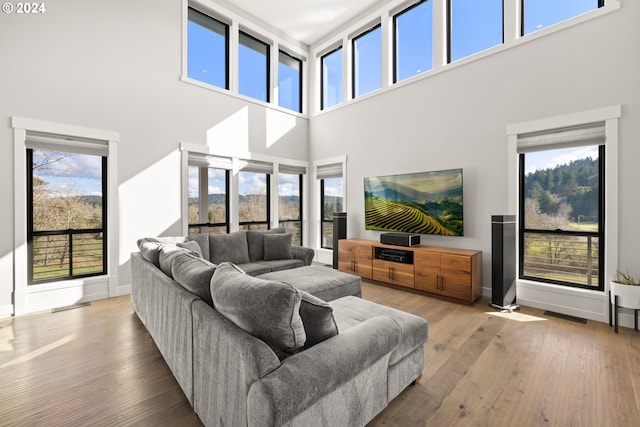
[0,304,13,318]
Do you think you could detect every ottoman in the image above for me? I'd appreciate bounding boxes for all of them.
[257,265,361,301]
[330,296,429,400]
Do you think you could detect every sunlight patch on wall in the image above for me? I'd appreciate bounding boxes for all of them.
[206,107,249,157]
[266,109,296,148]
[118,151,182,264]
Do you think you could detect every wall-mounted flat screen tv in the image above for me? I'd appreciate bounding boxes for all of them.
[364,168,463,236]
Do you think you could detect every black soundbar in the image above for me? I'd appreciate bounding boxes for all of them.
[380,232,420,247]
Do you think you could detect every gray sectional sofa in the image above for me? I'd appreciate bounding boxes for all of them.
[131,229,429,426]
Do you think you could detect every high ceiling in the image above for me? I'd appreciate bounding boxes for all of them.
[225,0,387,46]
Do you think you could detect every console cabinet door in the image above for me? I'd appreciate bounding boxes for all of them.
[338,240,373,279]
[372,259,414,288]
[440,254,472,302]
[414,252,441,293]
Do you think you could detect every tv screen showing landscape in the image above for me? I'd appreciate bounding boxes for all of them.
[364,168,463,236]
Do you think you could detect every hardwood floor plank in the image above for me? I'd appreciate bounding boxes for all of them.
[2,280,639,426]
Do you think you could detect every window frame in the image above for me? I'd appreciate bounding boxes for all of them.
[518,145,605,291]
[238,31,271,103]
[320,177,343,250]
[392,0,433,84]
[27,149,108,284]
[351,23,382,99]
[320,46,343,110]
[187,6,230,90]
[447,0,504,64]
[188,166,230,235]
[278,50,303,113]
[238,171,272,231]
[520,0,605,37]
[278,173,303,245]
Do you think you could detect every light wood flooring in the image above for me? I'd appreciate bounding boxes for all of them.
[1,281,639,426]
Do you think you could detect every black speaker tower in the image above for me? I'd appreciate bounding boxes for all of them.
[491,215,519,311]
[332,212,347,269]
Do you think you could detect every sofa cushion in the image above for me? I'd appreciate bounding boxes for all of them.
[186,233,210,261]
[330,296,429,365]
[211,262,306,355]
[171,251,217,306]
[177,241,203,258]
[236,263,273,277]
[255,259,304,273]
[298,291,338,350]
[264,233,293,261]
[158,245,189,278]
[246,228,285,262]
[258,266,361,301]
[209,231,250,265]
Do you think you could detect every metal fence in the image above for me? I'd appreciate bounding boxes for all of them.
[31,229,105,283]
[522,231,600,288]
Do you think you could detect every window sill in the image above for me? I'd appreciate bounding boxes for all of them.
[180,76,309,119]
[27,275,110,294]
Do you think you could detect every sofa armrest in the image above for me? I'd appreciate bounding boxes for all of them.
[192,300,281,427]
[291,245,314,265]
[247,316,401,426]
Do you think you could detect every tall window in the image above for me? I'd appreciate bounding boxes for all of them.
[278,51,302,113]
[188,166,229,235]
[522,0,604,35]
[352,24,382,98]
[278,172,303,245]
[321,47,343,110]
[239,32,270,102]
[448,0,503,62]
[320,177,343,249]
[394,0,433,83]
[187,7,228,89]
[239,171,270,231]
[28,148,107,283]
[518,123,605,290]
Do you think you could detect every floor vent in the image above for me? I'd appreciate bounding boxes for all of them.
[52,302,91,313]
[543,310,587,324]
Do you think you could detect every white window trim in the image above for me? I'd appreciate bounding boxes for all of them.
[506,105,621,324]
[11,116,119,315]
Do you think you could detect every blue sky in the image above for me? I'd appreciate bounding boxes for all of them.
[33,150,103,197]
[525,145,599,175]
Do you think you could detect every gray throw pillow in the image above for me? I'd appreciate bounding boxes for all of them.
[211,262,306,355]
[137,238,163,266]
[158,245,188,278]
[246,227,285,261]
[186,234,210,261]
[209,232,250,265]
[263,233,292,261]
[177,240,203,258]
[298,291,339,350]
[171,251,216,306]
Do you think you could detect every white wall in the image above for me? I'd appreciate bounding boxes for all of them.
[308,2,640,322]
[0,0,309,315]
